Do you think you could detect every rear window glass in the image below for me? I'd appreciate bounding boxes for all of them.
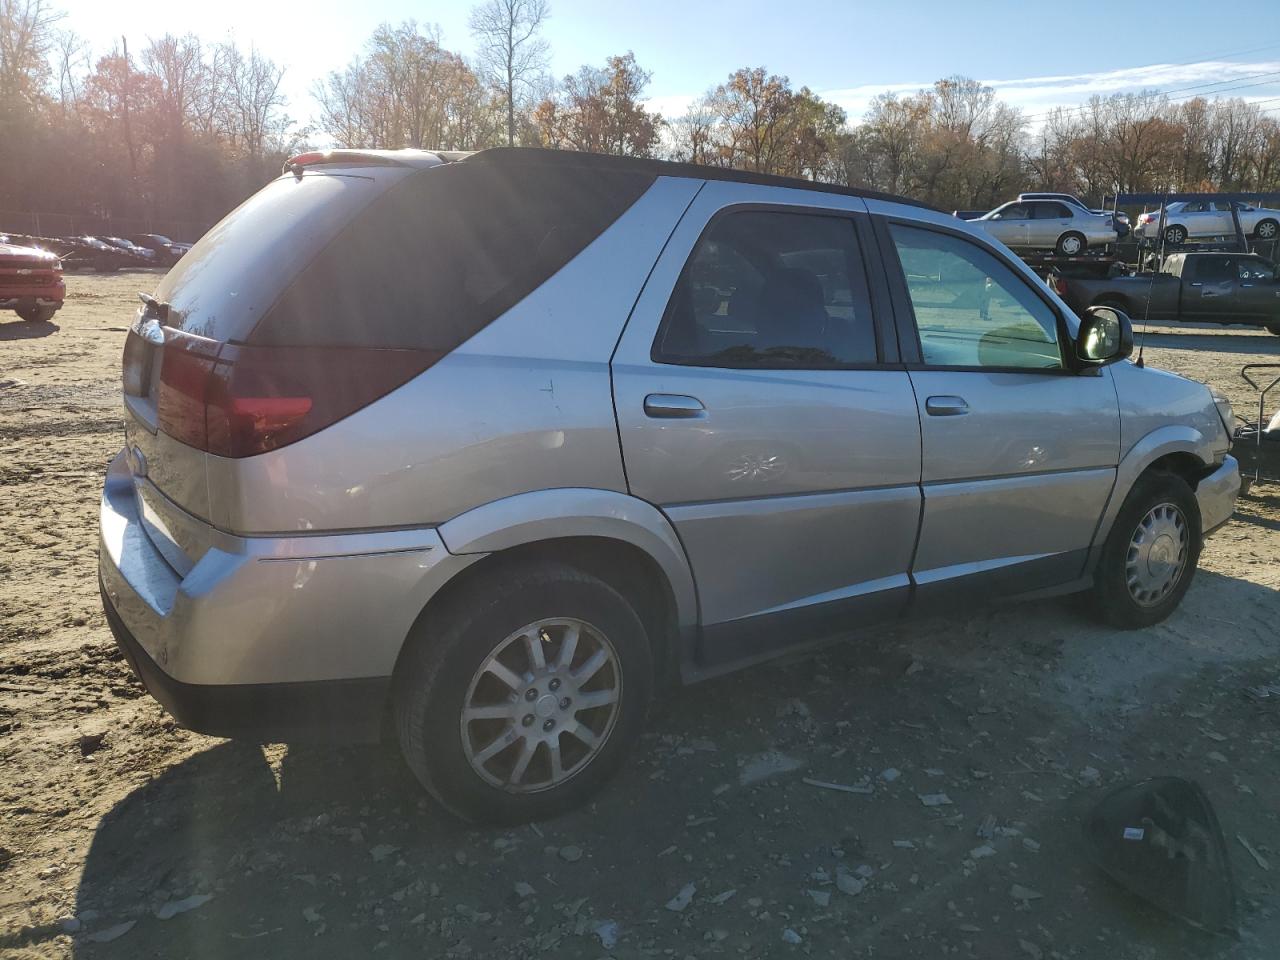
[250,162,656,348]
[156,172,396,341]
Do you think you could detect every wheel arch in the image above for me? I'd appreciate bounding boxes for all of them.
[402,488,700,688]
[1086,426,1213,571]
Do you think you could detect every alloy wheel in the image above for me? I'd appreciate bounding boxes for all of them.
[460,618,622,793]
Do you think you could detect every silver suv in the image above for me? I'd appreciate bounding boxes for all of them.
[100,148,1240,823]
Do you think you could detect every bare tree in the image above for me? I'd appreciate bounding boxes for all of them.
[468,0,549,146]
[0,0,60,110]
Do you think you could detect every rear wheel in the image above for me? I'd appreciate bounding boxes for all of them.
[1163,224,1187,246]
[1090,472,1201,629]
[1254,218,1278,241]
[15,304,57,323]
[1056,232,1086,256]
[393,562,653,824]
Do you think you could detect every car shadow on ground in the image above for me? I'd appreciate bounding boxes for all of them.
[67,570,1277,959]
[0,318,59,341]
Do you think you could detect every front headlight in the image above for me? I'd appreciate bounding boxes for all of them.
[1210,390,1235,438]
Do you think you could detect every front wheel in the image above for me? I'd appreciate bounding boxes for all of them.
[1056,232,1086,256]
[1253,218,1278,241]
[393,562,653,824]
[1089,472,1201,629]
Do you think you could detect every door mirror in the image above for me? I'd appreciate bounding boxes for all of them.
[1077,305,1133,364]
[1083,777,1236,931]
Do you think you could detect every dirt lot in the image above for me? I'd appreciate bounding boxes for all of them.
[1,271,1279,959]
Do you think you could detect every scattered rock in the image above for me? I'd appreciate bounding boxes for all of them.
[1022,838,1041,853]
[594,920,620,949]
[665,882,696,912]
[918,792,952,807]
[77,733,106,756]
[514,881,536,898]
[1019,938,1044,959]
[155,893,213,920]
[807,889,830,907]
[1010,884,1043,902]
[776,699,811,719]
[86,921,135,943]
[976,814,997,840]
[302,906,323,923]
[905,658,924,675]
[892,840,915,849]
[1208,751,1229,764]
[836,871,866,896]
[740,751,803,786]
[880,767,901,782]
[1078,766,1101,786]
[370,844,398,862]
[709,889,737,905]
[781,927,803,944]
[969,844,996,859]
[558,845,583,863]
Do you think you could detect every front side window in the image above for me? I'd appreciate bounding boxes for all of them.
[888,224,1064,370]
[993,204,1030,220]
[654,210,877,368]
[1239,259,1275,281]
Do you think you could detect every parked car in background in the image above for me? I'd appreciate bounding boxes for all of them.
[1018,192,1131,236]
[972,199,1119,255]
[1052,252,1280,335]
[77,236,135,271]
[100,147,1239,824]
[125,234,188,266]
[102,237,159,265]
[0,236,64,323]
[1133,201,1280,245]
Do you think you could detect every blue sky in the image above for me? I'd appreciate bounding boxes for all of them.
[59,0,1280,129]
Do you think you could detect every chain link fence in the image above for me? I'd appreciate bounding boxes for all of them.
[0,210,213,243]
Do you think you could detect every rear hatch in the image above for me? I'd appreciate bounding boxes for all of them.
[121,158,428,571]
[119,149,656,573]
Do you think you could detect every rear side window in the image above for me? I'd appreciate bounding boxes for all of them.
[251,162,655,348]
[653,210,877,368]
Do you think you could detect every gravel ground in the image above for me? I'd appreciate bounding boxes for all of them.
[1,271,1279,959]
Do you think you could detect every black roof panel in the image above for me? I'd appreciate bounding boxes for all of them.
[459,147,936,212]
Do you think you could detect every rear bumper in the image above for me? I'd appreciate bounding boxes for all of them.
[101,580,390,742]
[1197,455,1240,536]
[98,448,481,741]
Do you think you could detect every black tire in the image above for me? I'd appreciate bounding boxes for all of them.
[1253,218,1278,242]
[1090,472,1202,629]
[15,304,57,323]
[1056,231,1086,256]
[393,561,653,824]
[1163,224,1187,246]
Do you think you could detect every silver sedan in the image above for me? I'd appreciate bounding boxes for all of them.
[972,199,1119,255]
[1133,200,1280,244]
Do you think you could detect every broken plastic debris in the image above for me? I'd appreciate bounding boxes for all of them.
[803,777,873,795]
[918,792,953,807]
[665,882,696,912]
[1122,827,1145,841]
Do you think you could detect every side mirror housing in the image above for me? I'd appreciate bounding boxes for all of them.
[1077,305,1133,365]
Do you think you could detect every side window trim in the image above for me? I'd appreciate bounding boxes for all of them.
[870,214,1078,375]
[649,202,888,370]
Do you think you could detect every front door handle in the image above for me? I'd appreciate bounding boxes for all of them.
[925,395,969,417]
[644,393,706,419]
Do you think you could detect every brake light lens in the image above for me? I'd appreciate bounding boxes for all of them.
[155,329,441,457]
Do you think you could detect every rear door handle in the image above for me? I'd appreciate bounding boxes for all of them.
[925,395,969,417]
[644,394,706,419]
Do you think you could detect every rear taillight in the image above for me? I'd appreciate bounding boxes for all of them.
[155,329,441,457]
